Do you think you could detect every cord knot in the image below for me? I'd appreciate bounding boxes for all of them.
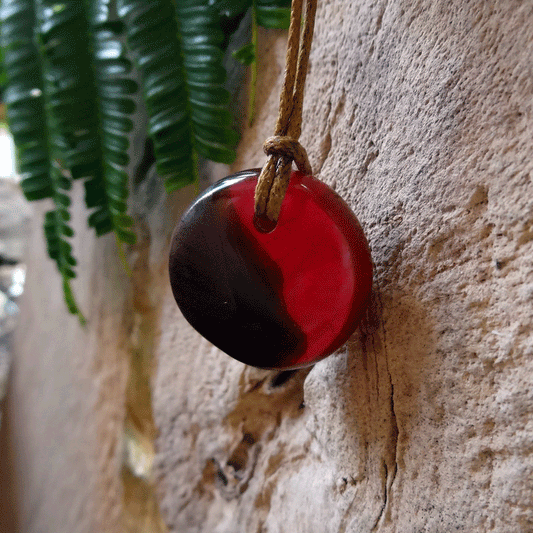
[254,136,313,227]
[263,136,312,176]
[253,0,317,229]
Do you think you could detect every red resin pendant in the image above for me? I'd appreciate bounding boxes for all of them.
[169,169,373,369]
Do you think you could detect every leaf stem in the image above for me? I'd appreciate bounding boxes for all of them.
[249,1,258,127]
[62,277,87,326]
[116,234,133,278]
[76,309,87,327]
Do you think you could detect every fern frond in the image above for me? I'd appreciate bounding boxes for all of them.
[118,0,196,191]
[230,0,292,125]
[85,4,137,244]
[177,1,239,165]
[0,0,51,200]
[1,0,84,319]
[2,0,139,317]
[44,166,85,323]
[34,0,101,174]
[36,0,137,245]
[255,0,291,29]
[118,0,239,192]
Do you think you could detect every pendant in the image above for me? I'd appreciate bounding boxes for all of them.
[169,169,372,369]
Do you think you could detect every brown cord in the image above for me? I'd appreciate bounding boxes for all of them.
[254,0,318,226]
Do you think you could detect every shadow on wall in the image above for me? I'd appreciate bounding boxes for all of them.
[344,288,434,466]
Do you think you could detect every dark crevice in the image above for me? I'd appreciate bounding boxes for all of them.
[383,322,399,478]
[361,149,379,175]
[242,432,256,445]
[269,369,298,389]
[374,284,400,530]
[227,456,246,473]
[389,382,399,468]
[216,468,229,487]
[375,285,399,466]
[132,138,156,189]
[247,378,267,393]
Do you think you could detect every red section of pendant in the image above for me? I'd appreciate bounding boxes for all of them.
[169,169,372,369]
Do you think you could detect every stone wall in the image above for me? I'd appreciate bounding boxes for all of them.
[154,1,533,531]
[5,1,533,532]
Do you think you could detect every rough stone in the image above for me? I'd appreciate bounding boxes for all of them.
[4,1,533,532]
[153,1,533,532]
[0,176,32,262]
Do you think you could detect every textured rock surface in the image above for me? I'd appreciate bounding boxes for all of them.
[154,1,533,532]
[4,1,533,532]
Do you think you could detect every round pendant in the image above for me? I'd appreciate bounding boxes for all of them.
[169,169,373,369]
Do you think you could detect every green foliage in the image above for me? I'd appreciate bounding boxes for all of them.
[85,6,137,244]
[0,0,291,319]
[255,0,291,28]
[231,0,291,124]
[1,0,51,201]
[232,42,255,65]
[44,167,85,322]
[35,0,137,244]
[117,0,236,192]
[0,41,6,95]
[0,0,139,318]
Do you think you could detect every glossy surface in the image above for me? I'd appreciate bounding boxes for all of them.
[169,169,373,369]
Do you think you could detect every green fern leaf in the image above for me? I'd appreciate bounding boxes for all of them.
[118,0,195,191]
[85,7,137,244]
[255,0,291,29]
[1,0,84,320]
[2,0,139,317]
[0,0,52,201]
[44,167,85,323]
[118,0,239,192]
[34,0,100,173]
[35,0,138,245]
[232,42,256,65]
[213,0,291,29]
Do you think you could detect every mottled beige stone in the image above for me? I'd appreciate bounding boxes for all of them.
[154,1,533,532]
[4,1,533,532]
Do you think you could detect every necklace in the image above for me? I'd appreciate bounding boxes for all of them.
[169,0,372,369]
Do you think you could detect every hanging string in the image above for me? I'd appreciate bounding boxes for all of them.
[254,0,318,229]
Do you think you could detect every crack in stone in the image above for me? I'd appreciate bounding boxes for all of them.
[361,148,380,175]
[316,91,346,175]
[373,286,400,530]
[337,490,361,533]
[371,462,388,532]
[374,0,390,34]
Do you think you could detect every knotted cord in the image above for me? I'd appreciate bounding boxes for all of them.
[254,0,318,227]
